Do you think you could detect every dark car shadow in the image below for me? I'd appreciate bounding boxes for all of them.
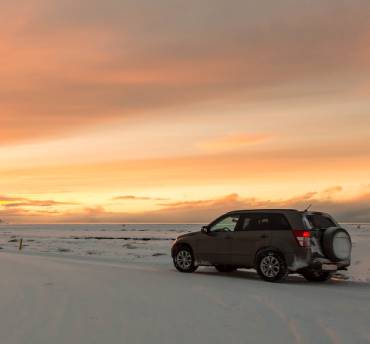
[194,267,370,288]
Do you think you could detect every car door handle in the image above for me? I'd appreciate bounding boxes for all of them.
[260,234,268,239]
[225,236,232,240]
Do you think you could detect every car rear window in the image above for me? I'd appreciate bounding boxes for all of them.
[269,214,291,230]
[304,214,336,229]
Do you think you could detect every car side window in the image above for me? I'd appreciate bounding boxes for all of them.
[240,214,269,231]
[240,213,291,231]
[241,216,253,230]
[209,215,240,233]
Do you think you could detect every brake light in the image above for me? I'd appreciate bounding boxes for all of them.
[293,230,311,247]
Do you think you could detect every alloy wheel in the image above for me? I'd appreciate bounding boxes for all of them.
[260,255,280,278]
[176,250,193,270]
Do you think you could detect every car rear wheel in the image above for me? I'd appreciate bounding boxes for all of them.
[173,247,198,273]
[256,251,288,282]
[214,265,238,273]
[301,269,331,282]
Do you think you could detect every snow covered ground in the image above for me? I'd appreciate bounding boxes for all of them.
[0,223,370,343]
[1,223,369,281]
[0,223,197,265]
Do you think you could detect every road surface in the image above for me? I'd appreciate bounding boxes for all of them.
[0,252,369,344]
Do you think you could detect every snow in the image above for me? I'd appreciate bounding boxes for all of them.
[1,223,369,281]
[0,223,196,265]
[0,223,370,343]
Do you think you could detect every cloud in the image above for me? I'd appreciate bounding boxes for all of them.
[3,200,75,208]
[154,190,370,223]
[2,187,369,224]
[0,198,78,222]
[320,186,343,199]
[0,195,77,208]
[0,207,33,219]
[199,133,271,152]
[158,193,241,208]
[112,195,169,201]
[1,0,369,144]
[0,196,27,202]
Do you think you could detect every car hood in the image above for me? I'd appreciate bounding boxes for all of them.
[177,231,201,239]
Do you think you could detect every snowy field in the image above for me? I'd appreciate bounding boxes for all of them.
[0,223,370,343]
[0,223,200,265]
[1,223,370,282]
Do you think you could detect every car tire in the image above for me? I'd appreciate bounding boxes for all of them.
[256,251,288,282]
[322,227,352,262]
[173,246,198,273]
[301,269,331,282]
[214,265,238,273]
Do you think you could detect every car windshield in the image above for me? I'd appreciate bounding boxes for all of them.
[304,214,336,229]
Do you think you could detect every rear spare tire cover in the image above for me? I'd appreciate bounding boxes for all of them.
[322,227,352,261]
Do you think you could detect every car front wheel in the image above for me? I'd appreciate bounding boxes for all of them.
[173,247,198,273]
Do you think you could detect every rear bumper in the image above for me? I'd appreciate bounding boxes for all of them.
[286,251,351,272]
[310,258,350,272]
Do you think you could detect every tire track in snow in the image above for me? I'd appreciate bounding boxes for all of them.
[316,319,341,344]
[251,295,303,344]
[191,285,234,310]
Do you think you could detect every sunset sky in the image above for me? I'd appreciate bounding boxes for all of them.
[1,0,370,223]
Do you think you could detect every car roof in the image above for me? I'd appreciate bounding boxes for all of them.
[303,211,331,216]
[226,209,331,217]
[226,209,300,215]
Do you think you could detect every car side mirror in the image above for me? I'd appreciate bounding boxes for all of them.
[201,226,209,233]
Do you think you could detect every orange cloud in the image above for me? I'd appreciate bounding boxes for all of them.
[0,1,369,225]
[2,188,370,224]
[112,195,169,201]
[199,133,271,152]
[3,141,369,195]
[152,191,370,223]
[0,195,77,208]
[0,1,369,144]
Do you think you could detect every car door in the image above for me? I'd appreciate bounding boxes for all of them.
[231,213,272,267]
[197,214,242,265]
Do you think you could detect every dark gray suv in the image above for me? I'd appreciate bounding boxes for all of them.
[171,209,352,282]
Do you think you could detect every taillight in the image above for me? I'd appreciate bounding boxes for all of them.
[293,230,311,247]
